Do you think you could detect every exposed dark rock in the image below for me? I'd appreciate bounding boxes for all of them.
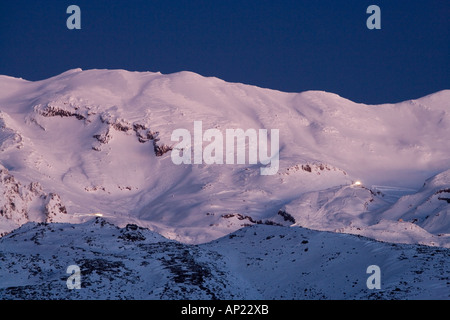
[119,224,146,242]
[37,105,86,120]
[277,210,296,224]
[154,142,173,157]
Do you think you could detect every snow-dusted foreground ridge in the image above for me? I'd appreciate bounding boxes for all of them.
[0,218,448,300]
[0,68,449,246]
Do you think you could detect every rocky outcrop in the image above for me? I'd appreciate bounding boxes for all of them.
[221,213,283,227]
[281,162,347,176]
[0,164,68,236]
[32,100,172,156]
[436,188,450,203]
[96,113,172,156]
[44,193,68,223]
[34,103,87,121]
[0,166,30,224]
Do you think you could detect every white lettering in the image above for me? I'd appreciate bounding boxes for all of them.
[170,121,279,175]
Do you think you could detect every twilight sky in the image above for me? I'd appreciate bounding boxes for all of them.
[0,0,448,104]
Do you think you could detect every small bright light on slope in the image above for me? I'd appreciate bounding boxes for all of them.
[353,181,362,186]
[94,213,103,217]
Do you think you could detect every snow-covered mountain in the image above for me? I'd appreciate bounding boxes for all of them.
[277,171,450,247]
[0,68,448,246]
[0,68,449,300]
[0,217,448,300]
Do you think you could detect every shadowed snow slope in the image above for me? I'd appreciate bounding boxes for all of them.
[0,218,448,299]
[0,69,449,245]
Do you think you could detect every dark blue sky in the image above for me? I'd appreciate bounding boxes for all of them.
[0,0,448,104]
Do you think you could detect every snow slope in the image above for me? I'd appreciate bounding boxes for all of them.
[0,69,449,245]
[0,218,448,300]
[278,179,449,247]
[0,218,253,300]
